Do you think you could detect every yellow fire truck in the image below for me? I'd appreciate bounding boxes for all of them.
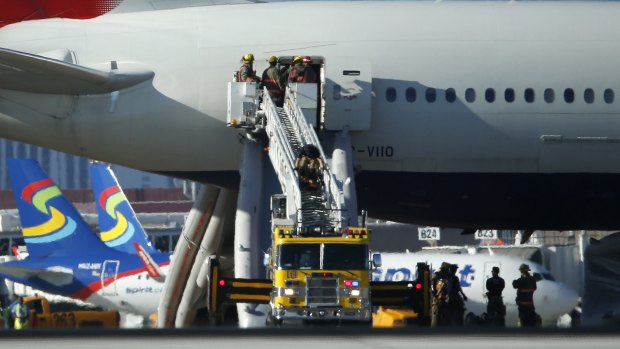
[266,226,373,323]
[208,225,430,326]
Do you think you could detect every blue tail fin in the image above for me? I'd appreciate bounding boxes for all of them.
[89,162,157,254]
[7,158,107,258]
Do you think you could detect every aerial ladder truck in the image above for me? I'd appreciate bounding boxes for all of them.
[210,56,430,325]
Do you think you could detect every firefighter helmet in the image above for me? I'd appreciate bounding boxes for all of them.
[243,53,254,62]
[293,56,302,63]
[519,263,531,271]
[303,55,312,63]
[440,262,450,270]
[267,56,278,64]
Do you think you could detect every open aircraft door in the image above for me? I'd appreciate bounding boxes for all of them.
[101,260,119,296]
[323,57,372,131]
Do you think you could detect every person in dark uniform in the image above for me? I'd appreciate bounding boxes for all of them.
[445,264,468,326]
[512,263,539,327]
[485,266,506,326]
[261,56,284,107]
[431,262,450,327]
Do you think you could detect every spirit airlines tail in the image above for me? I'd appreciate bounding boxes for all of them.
[374,252,579,326]
[2,1,620,230]
[0,158,171,316]
[90,162,158,255]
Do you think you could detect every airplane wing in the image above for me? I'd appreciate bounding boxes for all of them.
[0,264,74,286]
[0,47,154,94]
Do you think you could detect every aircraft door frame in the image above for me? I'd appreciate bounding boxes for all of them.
[101,260,120,296]
[323,57,372,131]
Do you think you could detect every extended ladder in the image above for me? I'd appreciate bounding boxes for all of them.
[227,81,348,233]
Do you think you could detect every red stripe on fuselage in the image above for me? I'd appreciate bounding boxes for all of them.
[71,260,170,300]
[0,0,123,28]
[22,178,53,203]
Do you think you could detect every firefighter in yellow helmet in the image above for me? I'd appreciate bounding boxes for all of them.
[287,56,304,83]
[236,53,260,82]
[261,56,284,107]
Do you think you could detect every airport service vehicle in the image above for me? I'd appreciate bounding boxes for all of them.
[265,226,373,323]
[1,295,119,329]
[211,225,430,325]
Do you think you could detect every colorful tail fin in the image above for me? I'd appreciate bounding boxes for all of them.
[89,162,157,254]
[7,158,107,258]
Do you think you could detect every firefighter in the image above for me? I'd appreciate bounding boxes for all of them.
[445,264,468,326]
[288,56,304,83]
[512,263,539,327]
[431,262,450,327]
[294,144,324,190]
[237,53,260,82]
[300,56,318,83]
[485,266,506,326]
[261,56,284,107]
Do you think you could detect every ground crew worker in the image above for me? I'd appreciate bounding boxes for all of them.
[445,264,468,326]
[431,262,450,327]
[261,56,284,107]
[512,263,538,327]
[237,53,260,82]
[485,266,506,326]
[13,297,29,330]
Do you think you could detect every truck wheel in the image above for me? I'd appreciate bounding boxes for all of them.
[266,312,282,326]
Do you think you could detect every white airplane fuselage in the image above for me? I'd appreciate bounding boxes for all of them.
[84,265,170,316]
[374,252,579,327]
[2,1,620,229]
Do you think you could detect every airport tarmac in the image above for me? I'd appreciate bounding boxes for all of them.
[0,328,618,349]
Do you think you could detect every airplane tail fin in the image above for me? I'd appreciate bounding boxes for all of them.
[7,158,107,258]
[89,162,158,255]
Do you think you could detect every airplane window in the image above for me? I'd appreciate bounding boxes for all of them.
[504,88,515,103]
[386,87,397,102]
[426,88,436,103]
[584,88,594,104]
[544,88,555,103]
[524,88,535,103]
[445,88,456,103]
[406,87,417,102]
[564,88,575,103]
[465,88,476,103]
[485,88,495,103]
[604,89,615,104]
